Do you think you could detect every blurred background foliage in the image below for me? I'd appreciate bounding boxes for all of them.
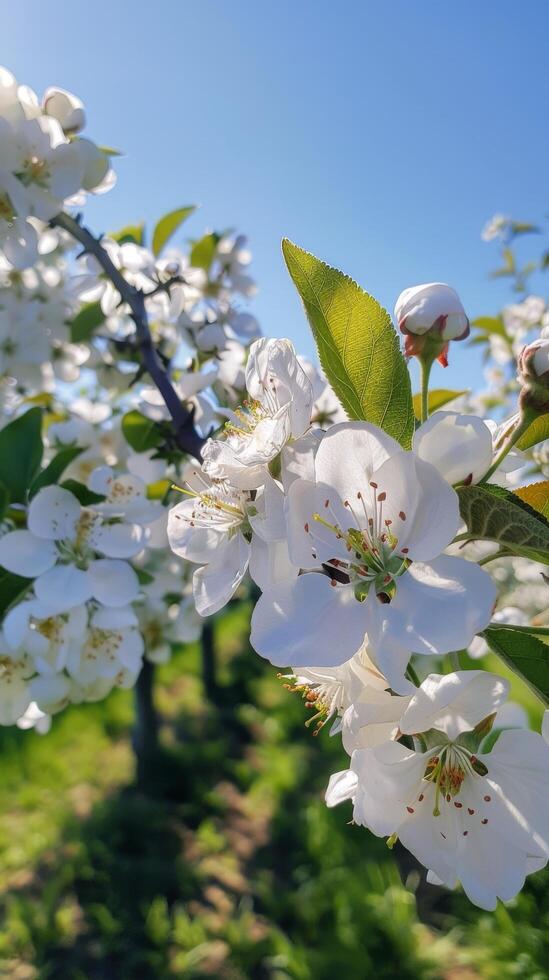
[1,602,549,979]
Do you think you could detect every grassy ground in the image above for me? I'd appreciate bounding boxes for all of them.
[0,602,548,979]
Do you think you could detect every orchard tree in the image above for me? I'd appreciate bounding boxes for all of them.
[0,65,549,911]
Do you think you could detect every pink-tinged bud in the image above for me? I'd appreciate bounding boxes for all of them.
[394,283,469,366]
[518,339,549,413]
[42,87,86,135]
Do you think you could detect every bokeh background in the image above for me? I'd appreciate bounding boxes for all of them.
[3,2,549,977]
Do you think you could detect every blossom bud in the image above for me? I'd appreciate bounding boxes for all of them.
[518,339,549,413]
[42,86,86,134]
[394,283,469,366]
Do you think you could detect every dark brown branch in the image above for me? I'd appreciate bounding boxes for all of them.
[51,211,205,460]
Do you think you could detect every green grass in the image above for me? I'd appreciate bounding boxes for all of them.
[0,602,548,979]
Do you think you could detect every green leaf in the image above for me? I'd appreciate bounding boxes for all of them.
[510,221,540,237]
[514,481,549,520]
[0,568,32,617]
[0,408,43,503]
[60,480,106,506]
[135,567,154,586]
[457,483,549,564]
[190,233,220,272]
[282,239,414,447]
[70,302,105,343]
[483,624,549,704]
[490,247,516,279]
[122,411,163,452]
[470,316,508,339]
[412,389,466,419]
[516,413,549,451]
[109,223,145,246]
[152,206,196,257]
[29,446,83,498]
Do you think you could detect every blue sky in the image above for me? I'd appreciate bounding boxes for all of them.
[6,0,548,392]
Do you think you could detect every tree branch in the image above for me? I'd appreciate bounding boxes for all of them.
[51,211,205,460]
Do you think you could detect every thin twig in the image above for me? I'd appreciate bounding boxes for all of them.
[51,211,205,460]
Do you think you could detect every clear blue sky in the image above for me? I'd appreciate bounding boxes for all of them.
[6,0,549,392]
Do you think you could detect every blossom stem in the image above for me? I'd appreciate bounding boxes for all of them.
[419,354,435,422]
[478,409,536,485]
[50,211,205,460]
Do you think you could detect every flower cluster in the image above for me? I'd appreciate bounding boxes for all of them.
[0,64,548,915]
[165,276,549,908]
[0,67,113,269]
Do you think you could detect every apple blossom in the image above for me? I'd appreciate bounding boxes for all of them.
[327,671,549,909]
[42,87,86,135]
[282,644,388,735]
[395,283,470,366]
[168,463,293,615]
[0,485,142,609]
[202,337,314,489]
[251,422,496,692]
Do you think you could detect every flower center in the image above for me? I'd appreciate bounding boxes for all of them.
[18,155,50,188]
[423,743,488,817]
[223,398,270,439]
[173,475,250,536]
[305,483,410,602]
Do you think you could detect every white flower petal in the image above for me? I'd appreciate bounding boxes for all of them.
[314,421,401,501]
[325,769,358,808]
[34,563,93,608]
[251,574,368,668]
[193,533,250,616]
[28,485,80,540]
[0,530,57,577]
[88,559,140,607]
[399,671,509,740]
[381,556,496,659]
[413,412,493,485]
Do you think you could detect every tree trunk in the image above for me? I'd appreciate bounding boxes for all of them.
[201,618,219,702]
[133,659,159,788]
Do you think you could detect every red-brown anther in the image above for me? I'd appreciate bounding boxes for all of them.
[454,802,462,808]
[481,819,488,825]
[406,806,414,814]
[304,523,309,533]
[468,808,475,815]
[463,830,468,837]
[401,547,409,554]
[385,519,392,526]
[377,491,387,502]
[330,579,338,587]
[399,511,407,521]
[484,795,491,802]
[418,793,424,802]
[446,794,451,802]
[370,482,378,489]
[324,499,330,508]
